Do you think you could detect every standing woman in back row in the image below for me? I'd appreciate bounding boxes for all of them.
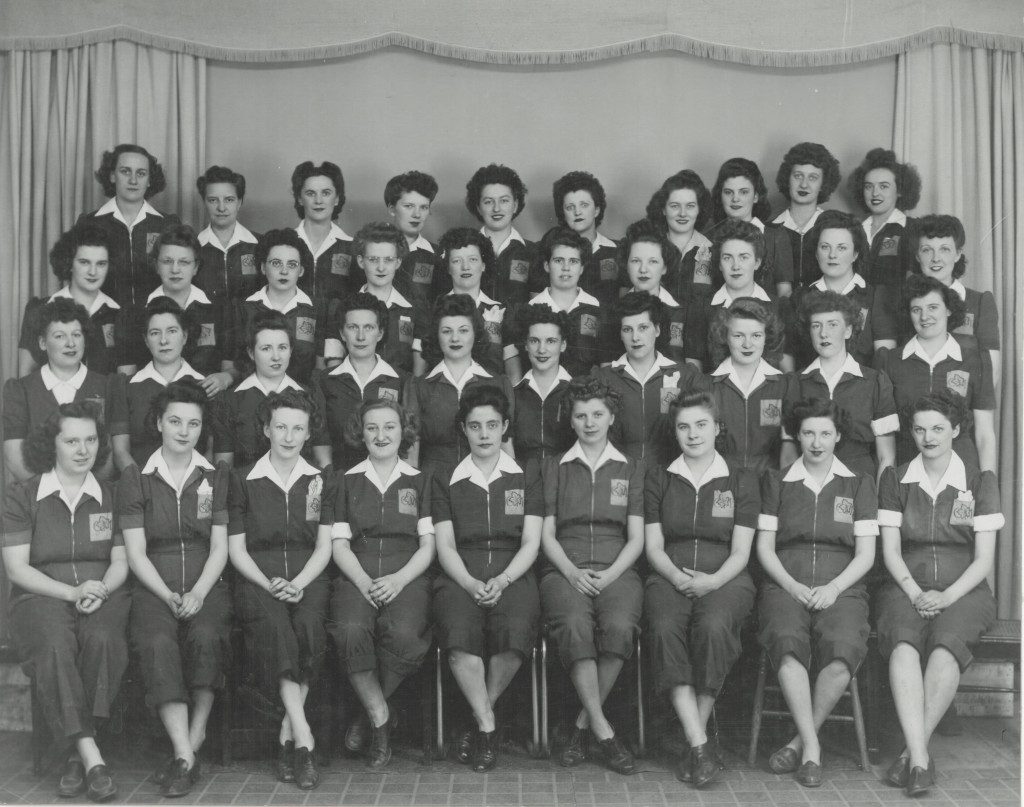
[291,160,357,303]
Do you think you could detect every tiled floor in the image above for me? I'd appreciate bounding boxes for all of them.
[0,718,1017,806]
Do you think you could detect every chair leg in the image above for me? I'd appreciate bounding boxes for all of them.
[530,645,540,756]
[31,677,47,777]
[747,650,769,766]
[849,675,871,772]
[434,645,444,755]
[420,647,435,762]
[865,644,881,764]
[635,633,646,758]
[539,636,549,757]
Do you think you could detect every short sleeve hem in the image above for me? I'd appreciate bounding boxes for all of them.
[877,509,903,528]
[332,522,353,541]
[757,514,778,531]
[871,413,901,436]
[417,516,434,536]
[973,513,1004,532]
[854,519,879,537]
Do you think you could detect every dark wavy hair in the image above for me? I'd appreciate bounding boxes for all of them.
[711,218,766,268]
[552,171,607,227]
[421,293,490,368]
[256,388,324,435]
[710,158,772,224]
[902,274,967,333]
[540,226,590,263]
[344,398,418,458]
[142,297,196,352]
[775,142,842,203]
[457,384,512,427]
[796,290,864,353]
[439,227,496,277]
[846,148,921,213]
[613,289,666,332]
[246,311,294,354]
[806,209,870,276]
[291,161,345,219]
[95,144,166,199]
[149,222,202,274]
[196,165,246,200]
[354,221,409,262]
[384,170,438,206]
[32,297,92,347]
[709,297,786,368]
[565,376,622,418]
[619,218,680,275]
[48,225,112,285]
[336,291,390,344]
[913,214,968,279]
[909,390,970,431]
[145,378,209,445]
[516,303,570,347]
[255,228,314,279]
[23,401,110,474]
[657,389,726,463]
[465,164,527,221]
[782,397,851,443]
[645,169,713,234]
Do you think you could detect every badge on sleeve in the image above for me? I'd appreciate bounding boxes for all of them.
[669,322,684,347]
[833,496,854,524]
[949,490,975,526]
[240,254,257,275]
[146,232,160,253]
[412,262,434,284]
[505,489,525,516]
[878,235,899,256]
[102,323,116,348]
[196,479,213,520]
[483,306,504,344]
[198,323,216,347]
[599,258,618,281]
[331,253,351,276]
[398,488,418,516]
[580,314,599,338]
[760,399,782,427]
[295,317,315,342]
[610,479,629,507]
[378,386,398,402]
[711,490,735,518]
[945,370,969,396]
[693,246,712,284]
[89,512,113,542]
[398,315,414,343]
[509,260,530,283]
[305,476,323,521]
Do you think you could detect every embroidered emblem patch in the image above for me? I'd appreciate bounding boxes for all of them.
[878,235,900,256]
[946,370,969,395]
[833,496,854,524]
[580,313,599,338]
[760,399,782,427]
[711,489,734,518]
[412,262,434,283]
[89,512,113,542]
[505,488,525,515]
[950,491,975,526]
[198,323,216,347]
[398,315,414,343]
[599,258,618,281]
[398,488,418,516]
[331,253,351,275]
[102,322,116,347]
[670,322,685,347]
[693,246,712,284]
[196,479,212,520]
[610,479,628,507]
[240,254,257,275]
[295,317,315,342]
[305,476,323,520]
[377,387,398,401]
[509,260,530,282]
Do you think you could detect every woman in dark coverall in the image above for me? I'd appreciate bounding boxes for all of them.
[434,385,542,772]
[644,391,758,787]
[876,393,1001,796]
[756,398,877,788]
[227,389,333,791]
[329,399,434,769]
[120,379,231,796]
[2,402,128,802]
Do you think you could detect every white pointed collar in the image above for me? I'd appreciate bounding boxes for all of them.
[666,452,731,489]
[447,288,501,308]
[710,283,772,307]
[948,279,968,301]
[900,452,968,499]
[234,373,304,395]
[628,285,680,308]
[129,360,204,386]
[36,470,103,512]
[783,455,855,494]
[449,452,523,490]
[591,232,617,252]
[530,286,600,313]
[141,448,214,495]
[519,366,573,399]
[346,458,419,495]
[426,360,491,390]
[295,221,352,259]
[810,274,867,295]
[901,334,962,364]
[197,223,258,251]
[359,284,413,309]
[481,226,526,256]
[611,351,678,385]
[772,207,824,233]
[246,285,313,314]
[246,452,321,492]
[861,208,907,241]
[712,357,781,396]
[49,286,120,313]
[95,197,160,227]
[329,356,400,386]
[560,440,628,471]
[407,235,435,254]
[40,363,88,393]
[147,284,212,307]
[802,353,863,380]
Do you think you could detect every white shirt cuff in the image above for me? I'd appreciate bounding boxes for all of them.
[758,514,779,531]
[973,513,1005,532]
[331,522,352,540]
[871,413,901,436]
[877,509,903,528]
[323,338,343,359]
[854,519,879,537]
[412,338,423,353]
[417,516,434,536]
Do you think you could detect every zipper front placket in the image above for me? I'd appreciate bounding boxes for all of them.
[486,487,493,567]
[691,484,700,571]
[176,478,186,592]
[589,466,597,565]
[378,490,386,578]
[68,503,80,586]
[282,487,290,579]
[811,488,820,585]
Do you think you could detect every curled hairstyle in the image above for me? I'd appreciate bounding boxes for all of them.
[645,169,713,233]
[143,296,196,349]
[33,297,92,346]
[22,401,110,475]
[457,384,511,427]
[246,311,293,354]
[614,289,665,330]
[914,214,968,279]
[797,290,864,350]
[540,226,590,263]
[384,170,439,206]
[565,376,621,418]
[846,148,921,213]
[196,165,246,200]
[95,143,167,198]
[149,222,202,270]
[620,218,680,271]
[807,209,869,275]
[256,388,324,435]
[439,227,496,276]
[902,274,967,333]
[344,398,418,458]
[775,142,842,203]
[291,161,345,219]
[710,158,771,224]
[552,171,607,227]
[657,390,725,464]
[909,390,970,431]
[421,293,490,367]
[711,218,766,266]
[354,221,408,261]
[337,292,390,344]
[255,228,314,278]
[516,303,570,347]
[49,225,111,284]
[782,397,851,442]
[464,164,527,221]
[145,378,209,442]
[709,297,785,368]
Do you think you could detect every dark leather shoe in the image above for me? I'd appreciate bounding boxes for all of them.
[160,758,197,798]
[906,758,935,797]
[768,745,800,774]
[57,759,86,798]
[886,752,910,787]
[276,740,295,783]
[795,760,822,788]
[690,742,723,788]
[366,721,392,769]
[593,733,636,776]
[674,753,692,783]
[557,726,586,767]
[294,746,319,790]
[345,712,370,753]
[85,764,117,802]
[454,726,474,764]
[471,730,497,772]
[150,756,174,786]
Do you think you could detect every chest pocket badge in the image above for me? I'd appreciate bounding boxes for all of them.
[377,386,398,401]
[693,246,712,284]
[305,476,323,521]
[102,322,116,348]
[660,372,681,414]
[295,316,315,343]
[240,253,257,275]
[196,479,213,520]
[331,253,351,276]
[599,258,618,281]
[580,313,599,338]
[950,490,975,526]
[610,479,629,507]
[483,306,504,344]
[946,370,969,396]
[198,323,216,347]
[398,488,418,516]
[878,235,900,256]
[670,321,685,347]
[413,262,434,284]
[505,488,525,516]
[760,399,782,427]
[711,489,734,518]
[398,315,414,343]
[89,512,113,542]
[833,496,854,524]
[146,232,160,253]
[509,260,530,282]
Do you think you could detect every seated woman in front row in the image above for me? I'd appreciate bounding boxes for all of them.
[644,391,758,788]
[330,399,434,769]
[756,398,877,789]
[876,393,1001,797]
[2,403,128,802]
[541,378,644,776]
[433,386,542,773]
